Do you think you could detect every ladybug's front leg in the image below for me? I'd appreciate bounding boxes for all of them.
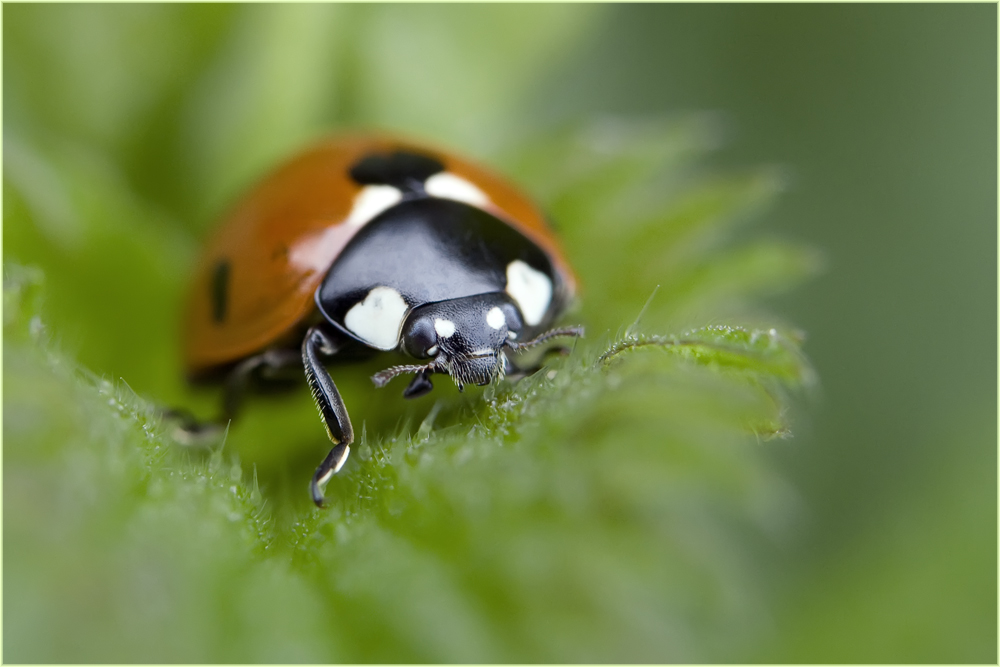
[302,325,355,507]
[503,325,585,380]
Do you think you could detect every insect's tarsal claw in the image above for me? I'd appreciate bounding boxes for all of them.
[310,477,328,508]
[311,441,350,507]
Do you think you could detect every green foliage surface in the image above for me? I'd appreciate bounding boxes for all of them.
[4,6,820,662]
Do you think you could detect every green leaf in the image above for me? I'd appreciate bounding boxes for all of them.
[600,325,813,387]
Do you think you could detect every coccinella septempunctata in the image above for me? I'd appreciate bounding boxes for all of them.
[184,135,582,506]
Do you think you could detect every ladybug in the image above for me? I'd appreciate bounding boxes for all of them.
[184,135,582,506]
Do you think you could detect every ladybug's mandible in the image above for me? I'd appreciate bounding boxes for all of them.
[184,135,581,506]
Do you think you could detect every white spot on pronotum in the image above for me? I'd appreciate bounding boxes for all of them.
[486,306,506,330]
[344,286,408,350]
[434,318,456,338]
[425,172,490,207]
[345,185,402,226]
[505,260,552,326]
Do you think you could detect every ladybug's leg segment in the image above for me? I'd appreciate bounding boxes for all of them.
[402,370,435,399]
[222,348,302,422]
[160,406,226,445]
[302,325,355,507]
[503,325,585,380]
[504,345,573,381]
[166,348,302,445]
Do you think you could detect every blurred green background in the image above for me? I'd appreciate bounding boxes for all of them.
[3,4,995,663]
[548,5,997,662]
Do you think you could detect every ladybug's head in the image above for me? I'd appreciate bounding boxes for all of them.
[371,294,583,398]
[387,293,524,395]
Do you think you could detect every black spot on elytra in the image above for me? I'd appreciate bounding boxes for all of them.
[271,244,289,261]
[211,259,230,324]
[349,150,444,193]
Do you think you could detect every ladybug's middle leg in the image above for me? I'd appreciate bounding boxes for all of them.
[221,348,302,422]
[164,348,301,443]
[302,324,355,507]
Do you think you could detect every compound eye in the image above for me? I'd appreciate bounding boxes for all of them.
[401,315,437,358]
[500,302,524,339]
